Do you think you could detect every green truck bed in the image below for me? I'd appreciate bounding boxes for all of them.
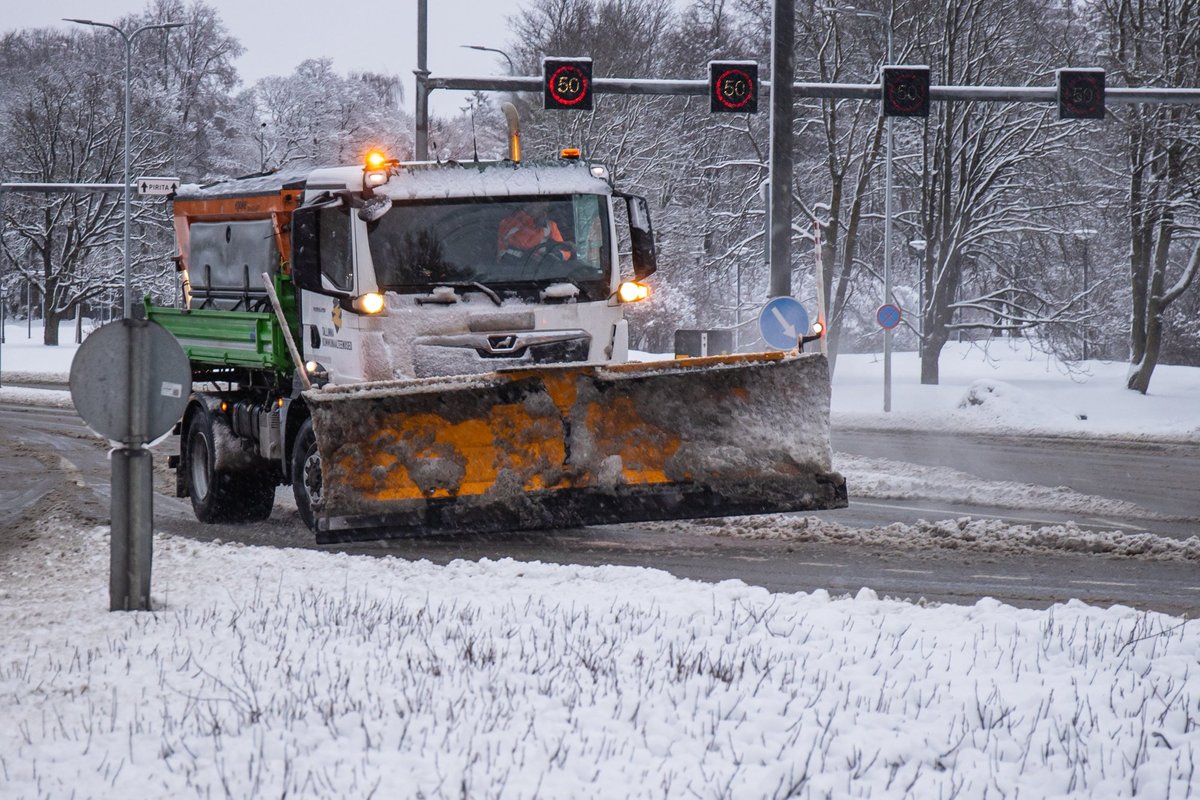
[145,275,299,376]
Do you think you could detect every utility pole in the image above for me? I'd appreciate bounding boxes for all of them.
[768,0,796,299]
[414,0,430,160]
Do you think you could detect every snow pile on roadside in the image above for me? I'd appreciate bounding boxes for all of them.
[2,524,1198,799]
[837,453,1161,520]
[0,386,74,409]
[956,378,1085,424]
[648,514,1200,562]
[0,370,70,385]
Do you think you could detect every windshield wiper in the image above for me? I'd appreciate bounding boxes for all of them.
[425,281,503,307]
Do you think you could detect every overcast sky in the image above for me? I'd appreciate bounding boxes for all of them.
[2,0,523,115]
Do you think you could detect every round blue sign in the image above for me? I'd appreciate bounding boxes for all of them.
[758,297,810,351]
[876,303,902,330]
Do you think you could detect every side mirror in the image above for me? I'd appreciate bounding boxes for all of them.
[290,195,352,295]
[626,194,657,280]
[615,192,657,280]
[290,204,322,292]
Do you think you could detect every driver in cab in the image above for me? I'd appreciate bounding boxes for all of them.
[497,202,572,262]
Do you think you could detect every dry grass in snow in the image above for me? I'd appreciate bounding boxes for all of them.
[0,523,1197,798]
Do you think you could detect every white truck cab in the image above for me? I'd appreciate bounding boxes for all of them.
[290,155,657,385]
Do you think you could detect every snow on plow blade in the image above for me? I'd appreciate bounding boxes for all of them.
[305,352,847,542]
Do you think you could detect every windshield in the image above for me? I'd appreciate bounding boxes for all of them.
[367,194,611,295]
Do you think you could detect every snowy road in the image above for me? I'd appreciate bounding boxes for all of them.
[833,427,1200,522]
[1,401,1198,614]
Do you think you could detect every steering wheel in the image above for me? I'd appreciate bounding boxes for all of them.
[524,240,576,265]
[521,241,578,280]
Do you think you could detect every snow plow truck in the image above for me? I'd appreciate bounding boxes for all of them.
[149,141,847,542]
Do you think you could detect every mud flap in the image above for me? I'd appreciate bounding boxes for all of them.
[305,352,846,542]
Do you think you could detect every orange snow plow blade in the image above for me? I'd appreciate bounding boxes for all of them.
[305,352,846,542]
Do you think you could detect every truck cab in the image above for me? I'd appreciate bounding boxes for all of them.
[289,154,657,385]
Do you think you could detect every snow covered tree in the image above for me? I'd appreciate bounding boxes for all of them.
[898,0,1083,384]
[133,0,245,180]
[1098,0,1200,392]
[245,59,410,171]
[0,31,169,344]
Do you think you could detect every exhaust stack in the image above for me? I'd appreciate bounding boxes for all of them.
[503,102,521,163]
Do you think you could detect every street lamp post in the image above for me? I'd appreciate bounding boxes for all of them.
[821,4,893,411]
[461,44,516,75]
[65,18,185,319]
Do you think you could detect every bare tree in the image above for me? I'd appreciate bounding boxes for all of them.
[247,59,411,171]
[0,40,168,344]
[1099,0,1200,393]
[902,0,1081,384]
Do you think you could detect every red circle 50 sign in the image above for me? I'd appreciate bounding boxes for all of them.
[544,58,593,110]
[709,61,759,114]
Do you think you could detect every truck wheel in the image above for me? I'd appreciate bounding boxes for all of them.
[292,419,322,531]
[186,405,276,523]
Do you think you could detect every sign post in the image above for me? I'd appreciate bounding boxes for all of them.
[70,319,190,611]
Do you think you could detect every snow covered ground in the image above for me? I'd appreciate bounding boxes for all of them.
[2,522,1198,799]
[3,322,1199,797]
[832,339,1200,441]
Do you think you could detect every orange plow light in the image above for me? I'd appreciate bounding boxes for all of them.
[365,149,389,169]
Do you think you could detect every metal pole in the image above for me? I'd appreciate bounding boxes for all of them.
[425,74,1200,104]
[65,20,185,319]
[111,318,154,611]
[883,23,894,413]
[415,0,430,160]
[768,0,796,299]
[122,32,132,319]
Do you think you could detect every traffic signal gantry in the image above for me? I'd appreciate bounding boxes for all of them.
[525,59,1124,123]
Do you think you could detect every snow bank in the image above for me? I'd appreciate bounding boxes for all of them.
[837,453,1160,520]
[0,386,73,409]
[645,514,1200,562]
[1,523,1197,799]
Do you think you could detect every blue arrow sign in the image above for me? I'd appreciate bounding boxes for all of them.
[758,296,810,350]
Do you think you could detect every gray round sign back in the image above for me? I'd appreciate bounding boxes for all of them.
[70,319,192,445]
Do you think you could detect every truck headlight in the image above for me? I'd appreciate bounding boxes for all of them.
[353,292,386,314]
[616,281,651,303]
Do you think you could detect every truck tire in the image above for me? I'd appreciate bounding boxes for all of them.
[292,419,322,531]
[186,405,276,523]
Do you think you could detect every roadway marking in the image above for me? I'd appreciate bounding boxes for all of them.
[971,574,1032,582]
[1068,580,1137,588]
[882,568,934,575]
[796,562,847,569]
